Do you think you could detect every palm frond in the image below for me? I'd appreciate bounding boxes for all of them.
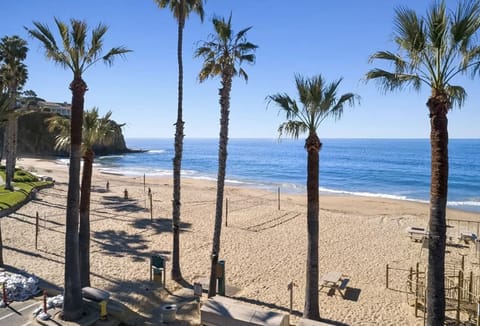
[366,68,424,92]
[426,0,448,50]
[368,51,409,73]
[27,18,130,75]
[394,6,426,56]
[101,46,132,67]
[451,0,480,48]
[235,26,252,43]
[445,84,466,108]
[278,120,307,139]
[238,68,248,82]
[155,0,205,22]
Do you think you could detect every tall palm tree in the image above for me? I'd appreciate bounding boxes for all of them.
[26,19,130,321]
[0,93,9,267]
[154,0,205,281]
[46,108,121,288]
[0,36,28,191]
[267,75,357,320]
[195,14,257,297]
[365,1,480,324]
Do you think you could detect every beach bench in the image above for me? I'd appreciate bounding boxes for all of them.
[82,287,110,302]
[200,295,289,326]
[406,226,429,242]
[298,318,332,326]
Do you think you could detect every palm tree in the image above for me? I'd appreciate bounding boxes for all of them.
[153,0,205,281]
[46,108,121,288]
[26,19,130,321]
[0,36,28,191]
[195,14,257,297]
[365,1,480,324]
[0,93,9,267]
[267,75,357,320]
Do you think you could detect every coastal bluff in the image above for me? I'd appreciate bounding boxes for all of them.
[0,112,140,157]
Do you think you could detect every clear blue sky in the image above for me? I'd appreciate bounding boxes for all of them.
[2,0,479,139]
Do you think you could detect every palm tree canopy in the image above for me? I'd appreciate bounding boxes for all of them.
[154,0,205,23]
[0,35,29,93]
[195,14,258,82]
[46,107,121,154]
[365,0,480,109]
[25,18,131,77]
[267,74,358,139]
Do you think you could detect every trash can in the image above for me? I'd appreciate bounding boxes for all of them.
[160,304,177,322]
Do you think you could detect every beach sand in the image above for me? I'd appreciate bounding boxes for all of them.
[3,157,480,325]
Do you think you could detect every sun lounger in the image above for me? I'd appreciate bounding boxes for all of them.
[319,271,348,298]
[459,231,477,244]
[200,295,289,326]
[406,227,429,242]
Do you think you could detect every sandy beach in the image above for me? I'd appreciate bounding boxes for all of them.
[3,157,480,325]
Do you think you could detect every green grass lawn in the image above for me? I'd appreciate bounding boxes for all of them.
[0,166,53,210]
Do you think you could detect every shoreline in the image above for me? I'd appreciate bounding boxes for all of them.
[31,155,480,214]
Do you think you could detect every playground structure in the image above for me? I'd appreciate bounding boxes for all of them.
[386,218,480,325]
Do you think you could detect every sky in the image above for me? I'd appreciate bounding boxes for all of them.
[1,0,479,139]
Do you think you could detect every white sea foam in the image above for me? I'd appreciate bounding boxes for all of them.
[100,167,172,177]
[98,155,125,159]
[448,201,480,207]
[190,175,217,182]
[318,186,422,202]
[56,158,69,165]
[147,150,165,154]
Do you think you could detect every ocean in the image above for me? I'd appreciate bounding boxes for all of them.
[93,138,480,213]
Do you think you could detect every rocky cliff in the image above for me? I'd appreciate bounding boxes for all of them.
[0,112,135,157]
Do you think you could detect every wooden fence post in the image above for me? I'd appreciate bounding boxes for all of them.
[225,198,228,227]
[149,192,153,221]
[277,187,280,211]
[415,263,419,318]
[470,271,474,303]
[477,297,480,326]
[457,270,462,325]
[35,211,39,250]
[385,264,389,289]
[409,267,413,292]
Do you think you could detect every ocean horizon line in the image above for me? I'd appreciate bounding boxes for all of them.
[125,137,479,141]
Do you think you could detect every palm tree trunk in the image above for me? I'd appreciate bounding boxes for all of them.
[4,118,13,190]
[11,116,17,177]
[171,14,185,282]
[4,85,18,191]
[303,132,321,320]
[79,150,94,288]
[0,220,3,266]
[426,97,448,326]
[208,69,233,298]
[62,77,86,321]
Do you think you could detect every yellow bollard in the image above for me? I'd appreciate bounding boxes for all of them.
[100,300,108,320]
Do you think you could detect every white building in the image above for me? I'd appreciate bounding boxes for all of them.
[37,101,71,117]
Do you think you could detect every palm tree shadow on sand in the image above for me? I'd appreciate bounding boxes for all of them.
[130,217,192,235]
[100,195,144,213]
